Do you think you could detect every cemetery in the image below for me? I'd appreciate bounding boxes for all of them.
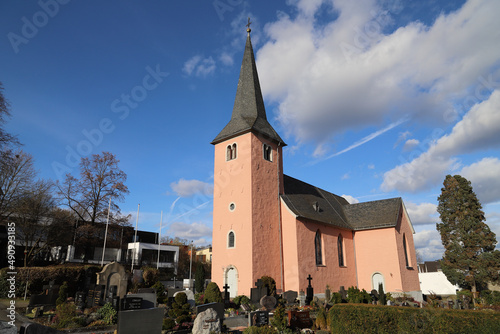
[1,263,500,333]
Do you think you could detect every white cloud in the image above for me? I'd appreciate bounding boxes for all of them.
[341,173,350,180]
[460,157,500,204]
[167,222,212,242]
[257,0,500,154]
[367,164,375,169]
[341,194,359,204]
[170,179,213,197]
[405,202,439,225]
[382,89,500,192]
[219,52,234,66]
[403,139,419,152]
[413,229,444,261]
[183,55,216,77]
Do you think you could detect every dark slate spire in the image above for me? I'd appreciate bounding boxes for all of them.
[211,28,286,146]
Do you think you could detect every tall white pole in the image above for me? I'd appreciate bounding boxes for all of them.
[101,197,112,266]
[131,204,140,272]
[157,211,163,269]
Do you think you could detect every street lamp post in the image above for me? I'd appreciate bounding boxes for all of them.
[188,241,193,291]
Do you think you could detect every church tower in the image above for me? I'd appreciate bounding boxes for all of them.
[211,27,286,297]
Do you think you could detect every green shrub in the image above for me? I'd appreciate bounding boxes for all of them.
[260,276,276,296]
[270,304,288,332]
[168,292,191,324]
[151,281,166,304]
[315,305,328,330]
[56,281,68,305]
[54,302,77,329]
[481,290,500,306]
[195,262,205,293]
[142,267,159,287]
[329,303,500,333]
[97,302,117,325]
[330,292,342,304]
[378,283,386,306]
[204,282,222,304]
[346,287,370,304]
[233,295,251,308]
[163,318,176,330]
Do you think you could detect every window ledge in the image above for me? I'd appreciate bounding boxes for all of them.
[316,264,326,267]
[406,266,414,270]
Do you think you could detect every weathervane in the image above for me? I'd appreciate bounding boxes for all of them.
[246,17,252,33]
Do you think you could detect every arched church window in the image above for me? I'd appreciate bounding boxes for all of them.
[232,143,237,159]
[315,230,323,265]
[338,234,345,267]
[226,143,237,161]
[403,233,410,267]
[263,144,272,162]
[228,231,235,248]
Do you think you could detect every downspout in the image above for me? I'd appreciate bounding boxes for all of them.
[277,142,284,292]
[352,231,359,287]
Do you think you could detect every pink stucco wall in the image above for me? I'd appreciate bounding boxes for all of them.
[281,204,357,293]
[212,132,284,296]
[354,204,420,293]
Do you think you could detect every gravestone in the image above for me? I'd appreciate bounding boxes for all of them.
[196,302,225,322]
[28,282,59,308]
[283,290,298,304]
[192,308,221,334]
[339,286,347,301]
[92,285,105,307]
[287,310,312,329]
[250,279,268,303]
[260,295,276,310]
[127,292,156,308]
[96,262,128,300]
[117,307,163,334]
[75,291,86,310]
[86,285,95,308]
[105,285,118,305]
[122,296,143,310]
[325,287,331,303]
[138,287,156,294]
[21,322,65,334]
[298,291,306,307]
[305,275,313,305]
[0,321,16,334]
[249,311,269,327]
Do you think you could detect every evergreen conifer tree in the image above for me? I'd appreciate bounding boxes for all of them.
[437,175,500,293]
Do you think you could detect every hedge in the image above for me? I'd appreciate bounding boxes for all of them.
[329,304,500,334]
[0,265,101,298]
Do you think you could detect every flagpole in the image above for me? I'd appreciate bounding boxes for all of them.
[131,204,140,272]
[157,211,163,269]
[101,197,112,266]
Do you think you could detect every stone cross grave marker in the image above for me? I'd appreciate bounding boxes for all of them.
[223,283,230,305]
[251,279,267,303]
[306,274,313,305]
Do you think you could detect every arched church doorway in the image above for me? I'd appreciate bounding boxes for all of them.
[225,266,238,298]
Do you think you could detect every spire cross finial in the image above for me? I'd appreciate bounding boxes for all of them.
[246,17,252,33]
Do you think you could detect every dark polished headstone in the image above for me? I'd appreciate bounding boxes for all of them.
[248,311,269,327]
[287,310,312,329]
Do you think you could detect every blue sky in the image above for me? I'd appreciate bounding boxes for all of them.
[1,0,499,260]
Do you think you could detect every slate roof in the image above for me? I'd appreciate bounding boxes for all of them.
[282,174,403,231]
[211,32,286,146]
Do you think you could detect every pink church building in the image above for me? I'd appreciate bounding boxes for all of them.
[211,28,422,301]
